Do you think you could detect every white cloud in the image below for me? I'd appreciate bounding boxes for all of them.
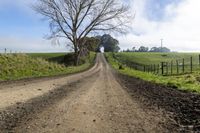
[117,0,200,52]
[1,0,200,52]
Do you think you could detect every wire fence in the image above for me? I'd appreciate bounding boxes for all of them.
[0,48,20,54]
[113,53,200,76]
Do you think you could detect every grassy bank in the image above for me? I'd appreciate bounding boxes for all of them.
[27,53,66,60]
[0,52,96,81]
[105,52,200,93]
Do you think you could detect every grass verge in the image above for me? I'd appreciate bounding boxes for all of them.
[0,52,96,81]
[105,52,200,93]
[27,53,66,60]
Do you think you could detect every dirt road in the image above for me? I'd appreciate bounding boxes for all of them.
[0,54,177,132]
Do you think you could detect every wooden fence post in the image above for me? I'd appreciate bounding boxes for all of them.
[182,58,185,74]
[199,54,200,67]
[190,56,193,73]
[161,62,164,75]
[166,62,168,75]
[171,61,173,75]
[176,60,179,74]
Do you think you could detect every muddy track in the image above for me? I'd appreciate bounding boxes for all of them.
[117,74,200,132]
[0,53,199,132]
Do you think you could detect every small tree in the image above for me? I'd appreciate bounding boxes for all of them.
[34,0,132,65]
[132,47,136,52]
[99,34,120,52]
[138,46,149,52]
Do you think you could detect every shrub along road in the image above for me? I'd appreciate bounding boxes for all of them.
[0,53,199,132]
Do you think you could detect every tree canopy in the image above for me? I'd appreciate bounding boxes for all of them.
[80,37,100,52]
[138,46,149,52]
[98,34,120,52]
[34,0,131,65]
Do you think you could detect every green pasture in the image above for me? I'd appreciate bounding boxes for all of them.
[105,52,200,93]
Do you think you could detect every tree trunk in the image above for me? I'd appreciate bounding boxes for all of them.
[73,39,89,66]
[75,53,79,66]
[74,45,79,66]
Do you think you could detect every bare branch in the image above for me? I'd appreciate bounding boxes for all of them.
[34,0,133,64]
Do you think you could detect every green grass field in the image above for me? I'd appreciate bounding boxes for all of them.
[114,52,200,65]
[113,52,200,75]
[0,52,96,81]
[105,52,200,93]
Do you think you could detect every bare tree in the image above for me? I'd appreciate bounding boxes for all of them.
[34,0,132,65]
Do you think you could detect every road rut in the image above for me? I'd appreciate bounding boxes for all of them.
[0,54,175,132]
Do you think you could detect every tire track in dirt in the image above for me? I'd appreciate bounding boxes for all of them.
[0,57,101,132]
[7,54,176,133]
[0,53,182,132]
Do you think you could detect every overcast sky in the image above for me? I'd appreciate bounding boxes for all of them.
[0,0,200,52]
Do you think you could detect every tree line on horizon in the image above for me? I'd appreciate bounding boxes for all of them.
[84,35,171,53]
[123,46,171,53]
